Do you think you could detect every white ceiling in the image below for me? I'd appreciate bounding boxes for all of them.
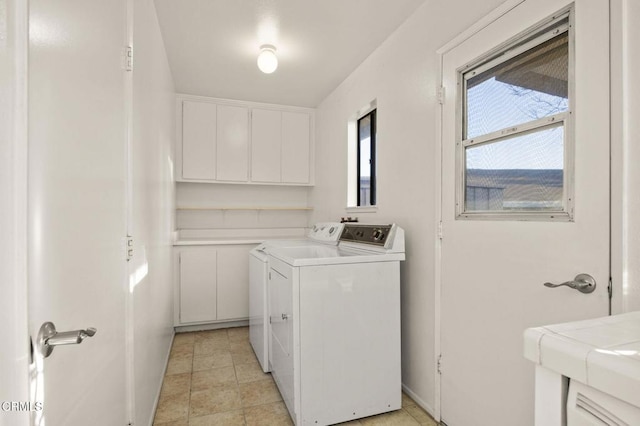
[153,0,426,107]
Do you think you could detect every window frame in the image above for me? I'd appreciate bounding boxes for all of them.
[357,109,377,207]
[455,8,575,221]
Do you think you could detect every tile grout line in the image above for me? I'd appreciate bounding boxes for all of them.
[188,337,194,425]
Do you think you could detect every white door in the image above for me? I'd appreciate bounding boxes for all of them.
[439,1,609,425]
[28,1,130,425]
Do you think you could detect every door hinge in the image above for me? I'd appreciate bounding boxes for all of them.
[608,277,613,315]
[269,271,271,280]
[438,221,443,240]
[437,354,442,374]
[123,46,133,71]
[125,235,134,262]
[437,86,446,105]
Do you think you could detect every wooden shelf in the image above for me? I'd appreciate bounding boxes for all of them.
[176,206,313,211]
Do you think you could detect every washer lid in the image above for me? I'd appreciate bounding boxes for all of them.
[267,245,405,267]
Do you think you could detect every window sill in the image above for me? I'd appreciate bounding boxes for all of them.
[345,206,378,214]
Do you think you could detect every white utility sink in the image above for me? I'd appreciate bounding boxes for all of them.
[524,312,640,425]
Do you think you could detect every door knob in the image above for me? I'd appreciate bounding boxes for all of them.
[543,273,596,294]
[37,321,97,358]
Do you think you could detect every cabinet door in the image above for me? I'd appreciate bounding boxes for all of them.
[281,111,310,184]
[182,101,217,180]
[251,109,282,182]
[217,105,249,182]
[179,249,217,323]
[217,245,253,320]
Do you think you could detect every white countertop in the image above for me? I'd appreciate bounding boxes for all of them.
[174,237,266,246]
[173,227,308,246]
[524,311,640,407]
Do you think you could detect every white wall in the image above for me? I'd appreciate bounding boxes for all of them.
[313,0,640,414]
[130,0,176,424]
[176,183,310,230]
[310,0,511,413]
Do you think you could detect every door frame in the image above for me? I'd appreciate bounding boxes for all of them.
[433,2,526,420]
[433,0,622,422]
[1,0,30,424]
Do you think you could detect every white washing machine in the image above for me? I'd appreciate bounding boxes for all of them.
[266,223,405,425]
[249,222,344,373]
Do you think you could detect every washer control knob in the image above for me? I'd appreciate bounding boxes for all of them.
[329,226,335,235]
[372,229,384,241]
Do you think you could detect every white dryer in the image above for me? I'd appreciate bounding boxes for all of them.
[249,223,344,373]
[266,223,405,425]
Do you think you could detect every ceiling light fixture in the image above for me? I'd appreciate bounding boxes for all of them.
[257,44,278,74]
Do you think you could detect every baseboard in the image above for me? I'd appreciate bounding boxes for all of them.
[402,383,436,420]
[147,331,175,426]
[174,319,249,333]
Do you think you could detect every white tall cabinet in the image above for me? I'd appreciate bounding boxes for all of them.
[176,95,314,185]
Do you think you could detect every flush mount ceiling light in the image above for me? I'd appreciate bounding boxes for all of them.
[257,44,278,74]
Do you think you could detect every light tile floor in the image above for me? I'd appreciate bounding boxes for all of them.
[153,326,437,426]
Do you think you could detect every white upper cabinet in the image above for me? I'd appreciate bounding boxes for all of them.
[217,104,249,182]
[182,100,217,180]
[251,109,312,184]
[282,111,311,184]
[177,95,314,185]
[251,108,282,182]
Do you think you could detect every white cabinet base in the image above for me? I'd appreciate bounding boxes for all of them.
[174,244,255,326]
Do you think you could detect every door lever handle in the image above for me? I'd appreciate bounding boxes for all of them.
[543,273,596,294]
[37,322,97,358]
